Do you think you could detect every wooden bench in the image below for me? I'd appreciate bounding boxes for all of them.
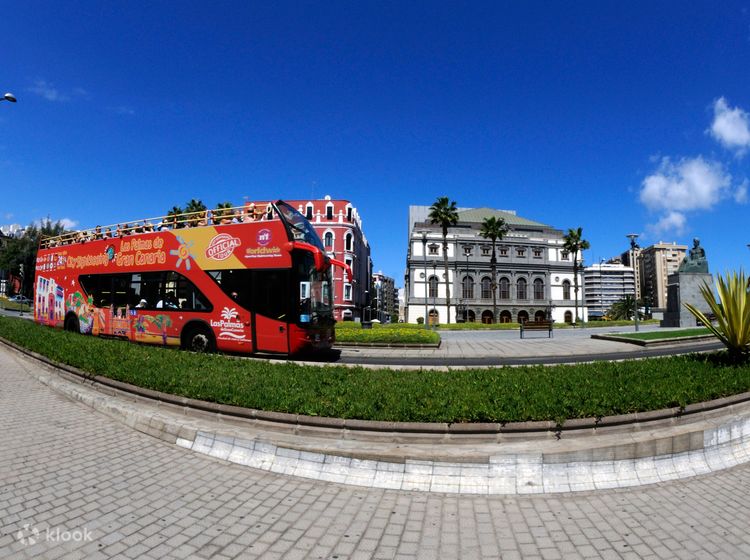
[520,320,553,339]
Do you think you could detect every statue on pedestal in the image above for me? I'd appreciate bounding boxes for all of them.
[677,238,708,274]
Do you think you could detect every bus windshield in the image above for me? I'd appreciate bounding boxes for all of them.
[275,201,326,253]
[296,252,334,326]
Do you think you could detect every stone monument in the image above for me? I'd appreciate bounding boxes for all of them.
[660,238,715,327]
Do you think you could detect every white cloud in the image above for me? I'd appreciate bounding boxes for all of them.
[28,80,68,102]
[735,179,748,204]
[110,105,135,116]
[709,97,750,155]
[646,211,687,236]
[27,80,89,103]
[640,156,731,212]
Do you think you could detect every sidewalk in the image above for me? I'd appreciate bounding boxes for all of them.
[4,338,749,496]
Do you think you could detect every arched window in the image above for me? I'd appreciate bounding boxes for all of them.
[326,204,334,220]
[534,310,546,322]
[466,310,476,323]
[324,232,333,249]
[562,280,571,300]
[564,310,573,323]
[499,277,510,300]
[499,310,512,323]
[462,276,474,299]
[345,233,353,251]
[428,276,439,298]
[518,310,529,324]
[533,278,544,300]
[517,278,528,300]
[481,277,493,299]
[481,310,494,324]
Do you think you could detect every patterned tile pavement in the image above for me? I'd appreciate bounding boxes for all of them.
[2,345,750,559]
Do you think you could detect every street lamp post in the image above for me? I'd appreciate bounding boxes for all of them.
[626,233,640,332]
[421,232,429,330]
[464,245,472,323]
[1,93,17,103]
[431,260,438,328]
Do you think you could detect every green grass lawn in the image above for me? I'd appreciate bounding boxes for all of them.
[1,315,747,425]
[436,319,660,331]
[613,328,712,341]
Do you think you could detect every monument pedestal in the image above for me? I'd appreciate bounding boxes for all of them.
[660,272,715,328]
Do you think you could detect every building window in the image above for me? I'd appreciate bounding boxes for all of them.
[481,277,492,299]
[344,284,352,301]
[561,251,569,260]
[533,278,544,300]
[462,276,474,299]
[345,233,353,252]
[428,276,439,298]
[346,206,353,221]
[499,247,508,257]
[482,247,491,256]
[499,277,510,299]
[562,280,571,300]
[324,232,333,249]
[306,205,313,220]
[326,204,333,220]
[428,243,439,256]
[533,249,543,258]
[517,248,526,258]
[517,278,527,300]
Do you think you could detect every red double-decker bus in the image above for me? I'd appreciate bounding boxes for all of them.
[34,201,350,355]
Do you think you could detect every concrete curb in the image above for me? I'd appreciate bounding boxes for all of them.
[5,337,750,494]
[591,333,716,346]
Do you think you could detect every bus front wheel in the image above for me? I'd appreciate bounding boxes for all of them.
[182,325,215,353]
[64,314,80,334]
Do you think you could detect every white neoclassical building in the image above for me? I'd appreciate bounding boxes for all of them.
[404,206,588,325]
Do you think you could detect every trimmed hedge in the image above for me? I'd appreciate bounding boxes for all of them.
[335,322,440,344]
[1,316,748,424]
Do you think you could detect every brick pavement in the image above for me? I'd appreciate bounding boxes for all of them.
[2,346,750,559]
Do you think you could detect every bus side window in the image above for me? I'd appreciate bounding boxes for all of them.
[252,269,291,320]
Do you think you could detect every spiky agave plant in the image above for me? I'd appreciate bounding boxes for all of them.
[684,270,750,363]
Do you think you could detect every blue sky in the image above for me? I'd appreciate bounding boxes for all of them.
[2,1,750,284]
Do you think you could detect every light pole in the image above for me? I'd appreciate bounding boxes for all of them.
[464,245,472,322]
[431,260,438,327]
[1,93,17,103]
[421,231,429,329]
[626,233,640,332]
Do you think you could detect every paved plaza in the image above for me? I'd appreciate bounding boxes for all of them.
[2,343,750,559]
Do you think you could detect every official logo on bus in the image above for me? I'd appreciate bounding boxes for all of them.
[257,229,272,247]
[206,233,241,261]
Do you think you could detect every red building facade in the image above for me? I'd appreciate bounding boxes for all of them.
[286,196,372,321]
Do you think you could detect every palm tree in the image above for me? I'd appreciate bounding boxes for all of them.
[166,205,184,228]
[428,197,459,324]
[184,199,207,227]
[479,216,510,324]
[608,295,639,320]
[562,227,590,324]
[213,201,234,224]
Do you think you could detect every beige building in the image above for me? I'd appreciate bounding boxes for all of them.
[638,242,687,311]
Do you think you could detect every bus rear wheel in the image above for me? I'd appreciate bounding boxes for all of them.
[182,325,215,353]
[64,314,80,334]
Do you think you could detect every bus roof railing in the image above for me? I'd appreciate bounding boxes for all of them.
[38,202,281,249]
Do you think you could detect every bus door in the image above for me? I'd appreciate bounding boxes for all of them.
[251,269,291,354]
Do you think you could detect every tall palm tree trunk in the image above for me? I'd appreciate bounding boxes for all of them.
[491,242,497,324]
[572,251,579,323]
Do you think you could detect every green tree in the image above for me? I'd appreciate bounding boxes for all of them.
[685,271,750,363]
[213,201,234,224]
[563,227,590,324]
[184,199,207,227]
[479,216,510,324]
[608,295,642,320]
[428,197,459,324]
[0,219,67,296]
[165,205,184,228]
